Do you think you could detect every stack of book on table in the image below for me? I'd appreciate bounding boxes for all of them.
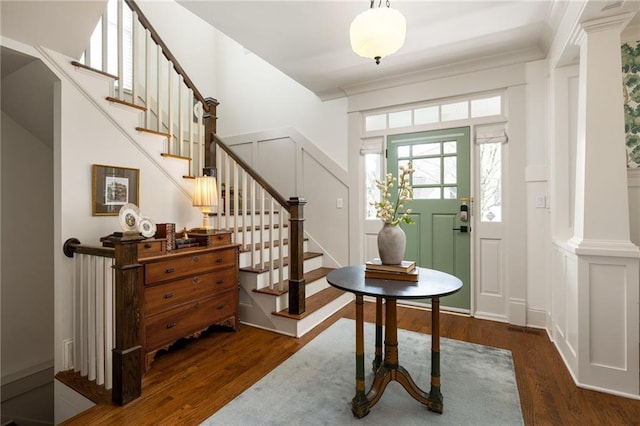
[365,259,418,282]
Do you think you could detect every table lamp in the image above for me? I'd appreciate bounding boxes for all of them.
[193,175,217,231]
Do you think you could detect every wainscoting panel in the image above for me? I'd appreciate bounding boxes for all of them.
[588,263,627,369]
[552,246,567,342]
[553,240,639,396]
[566,254,578,357]
[475,237,506,320]
[479,238,501,295]
[578,255,639,395]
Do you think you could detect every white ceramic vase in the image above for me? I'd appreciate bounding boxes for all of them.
[377,223,406,265]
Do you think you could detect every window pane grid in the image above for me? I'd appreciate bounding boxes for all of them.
[364,94,502,133]
[405,140,458,201]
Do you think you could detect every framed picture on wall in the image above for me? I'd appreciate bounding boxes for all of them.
[92,164,139,216]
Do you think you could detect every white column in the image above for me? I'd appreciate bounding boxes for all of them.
[569,13,639,397]
[571,14,637,251]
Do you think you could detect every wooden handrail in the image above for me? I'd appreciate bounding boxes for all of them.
[63,238,115,258]
[124,0,209,113]
[213,134,291,211]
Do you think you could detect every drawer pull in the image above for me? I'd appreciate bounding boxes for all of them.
[144,243,152,249]
[163,292,174,299]
[216,279,224,285]
[165,268,175,274]
[217,303,224,310]
[165,322,176,329]
[216,258,224,264]
[193,276,200,284]
[192,256,200,263]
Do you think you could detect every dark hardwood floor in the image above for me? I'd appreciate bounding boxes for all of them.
[60,301,640,425]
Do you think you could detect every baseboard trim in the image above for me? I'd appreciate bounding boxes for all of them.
[526,307,547,328]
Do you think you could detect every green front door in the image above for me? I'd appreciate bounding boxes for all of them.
[387,127,471,310]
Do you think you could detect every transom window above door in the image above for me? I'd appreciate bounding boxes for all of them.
[363,94,502,133]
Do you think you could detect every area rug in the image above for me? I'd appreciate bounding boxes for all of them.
[203,318,523,425]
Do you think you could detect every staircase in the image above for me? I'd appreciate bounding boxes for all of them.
[51,0,351,406]
[55,0,351,328]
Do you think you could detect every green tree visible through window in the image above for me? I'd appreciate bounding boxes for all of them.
[622,41,640,167]
[479,143,501,222]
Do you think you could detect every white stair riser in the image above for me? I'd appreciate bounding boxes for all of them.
[215,213,285,229]
[252,256,323,290]
[241,275,330,314]
[238,241,310,270]
[224,227,290,248]
[265,293,353,337]
[238,254,321,290]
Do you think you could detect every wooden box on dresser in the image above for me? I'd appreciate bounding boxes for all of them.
[139,230,240,371]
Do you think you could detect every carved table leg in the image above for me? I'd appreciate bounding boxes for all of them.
[373,297,383,371]
[364,298,396,410]
[428,297,443,413]
[352,294,369,418]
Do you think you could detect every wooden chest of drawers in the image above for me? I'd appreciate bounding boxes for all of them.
[140,233,239,371]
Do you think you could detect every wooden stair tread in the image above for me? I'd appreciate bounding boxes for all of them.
[55,370,111,405]
[271,286,346,320]
[106,96,147,111]
[252,267,334,296]
[160,152,191,161]
[70,61,118,80]
[240,252,323,273]
[135,127,171,138]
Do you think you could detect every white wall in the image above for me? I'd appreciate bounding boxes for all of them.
[224,128,350,267]
[212,31,349,171]
[1,111,54,380]
[137,1,350,171]
[524,59,551,326]
[137,0,217,101]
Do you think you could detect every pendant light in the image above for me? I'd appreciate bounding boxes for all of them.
[350,0,406,65]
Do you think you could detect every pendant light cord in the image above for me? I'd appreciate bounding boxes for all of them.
[371,0,392,8]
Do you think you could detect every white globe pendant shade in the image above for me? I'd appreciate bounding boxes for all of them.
[350,6,406,64]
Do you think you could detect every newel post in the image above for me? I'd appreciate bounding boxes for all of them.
[203,97,219,175]
[111,232,144,405]
[287,197,307,315]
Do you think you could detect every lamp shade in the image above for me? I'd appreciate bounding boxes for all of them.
[193,176,218,207]
[350,6,406,64]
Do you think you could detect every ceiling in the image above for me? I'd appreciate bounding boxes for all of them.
[0,1,106,60]
[178,0,567,100]
[1,1,106,146]
[177,1,640,100]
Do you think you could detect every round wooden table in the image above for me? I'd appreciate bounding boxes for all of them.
[326,265,462,418]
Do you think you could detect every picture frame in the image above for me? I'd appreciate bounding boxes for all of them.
[92,164,140,216]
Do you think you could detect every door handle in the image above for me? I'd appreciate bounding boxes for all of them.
[452,225,470,233]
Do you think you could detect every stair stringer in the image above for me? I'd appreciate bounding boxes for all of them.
[36,46,193,198]
[239,287,352,338]
[238,250,352,337]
